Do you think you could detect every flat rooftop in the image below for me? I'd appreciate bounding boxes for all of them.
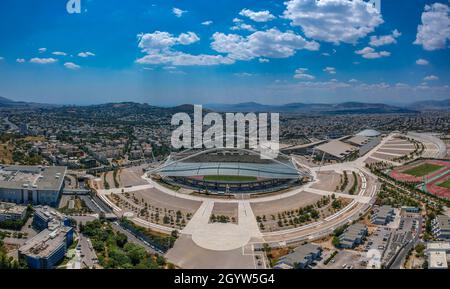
[428,251,449,269]
[0,202,27,215]
[315,140,358,159]
[346,136,370,146]
[19,227,70,258]
[0,165,66,191]
[436,215,450,231]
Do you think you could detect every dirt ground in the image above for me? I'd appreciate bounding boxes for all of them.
[311,171,342,191]
[250,191,321,216]
[211,203,238,224]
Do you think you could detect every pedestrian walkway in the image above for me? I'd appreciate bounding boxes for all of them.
[181,200,261,251]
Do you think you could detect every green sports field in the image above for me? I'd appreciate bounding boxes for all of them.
[403,163,444,177]
[203,175,257,182]
[438,180,450,190]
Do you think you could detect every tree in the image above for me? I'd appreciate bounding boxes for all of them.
[124,243,147,266]
[115,232,128,248]
[332,236,341,248]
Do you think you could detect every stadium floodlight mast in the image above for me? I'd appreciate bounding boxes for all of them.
[171,105,280,159]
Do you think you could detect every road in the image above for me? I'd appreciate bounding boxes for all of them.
[78,194,113,214]
[78,233,97,269]
[110,222,163,255]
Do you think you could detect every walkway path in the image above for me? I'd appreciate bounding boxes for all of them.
[181,200,262,251]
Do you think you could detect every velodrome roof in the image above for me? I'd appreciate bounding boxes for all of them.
[356,129,381,137]
[156,161,302,179]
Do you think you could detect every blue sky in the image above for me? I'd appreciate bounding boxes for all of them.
[0,0,449,106]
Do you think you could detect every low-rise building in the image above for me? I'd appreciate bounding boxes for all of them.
[344,132,381,157]
[339,223,368,249]
[275,243,322,269]
[371,205,395,225]
[426,242,450,269]
[315,140,358,162]
[401,206,420,214]
[432,215,450,240]
[19,226,74,269]
[32,206,69,231]
[0,165,66,206]
[19,206,73,269]
[0,202,27,222]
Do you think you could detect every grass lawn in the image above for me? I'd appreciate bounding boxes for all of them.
[203,175,257,182]
[403,163,444,177]
[438,180,450,190]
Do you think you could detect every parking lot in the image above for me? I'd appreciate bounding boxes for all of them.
[316,249,365,269]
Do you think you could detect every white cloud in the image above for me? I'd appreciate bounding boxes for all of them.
[283,0,383,44]
[64,62,81,70]
[414,3,450,51]
[234,72,254,77]
[78,51,95,58]
[355,47,390,59]
[202,20,213,26]
[16,58,25,63]
[357,82,390,90]
[259,58,270,63]
[395,83,410,88]
[424,75,439,81]
[294,68,315,80]
[323,67,336,74]
[293,81,351,89]
[172,7,187,18]
[239,9,276,22]
[52,51,68,56]
[38,48,47,53]
[369,29,401,47]
[177,32,200,45]
[138,31,199,51]
[231,22,256,32]
[168,70,187,75]
[29,57,58,64]
[211,28,319,61]
[416,58,429,65]
[136,31,233,66]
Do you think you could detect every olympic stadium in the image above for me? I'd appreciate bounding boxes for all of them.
[149,148,310,194]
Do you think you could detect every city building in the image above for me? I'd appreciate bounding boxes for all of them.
[371,205,395,225]
[314,140,358,162]
[0,165,66,206]
[432,215,450,240]
[339,223,368,249]
[344,133,381,157]
[19,206,73,269]
[32,206,70,231]
[401,206,420,214]
[426,242,450,269]
[0,202,27,222]
[274,243,322,269]
[18,226,74,269]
